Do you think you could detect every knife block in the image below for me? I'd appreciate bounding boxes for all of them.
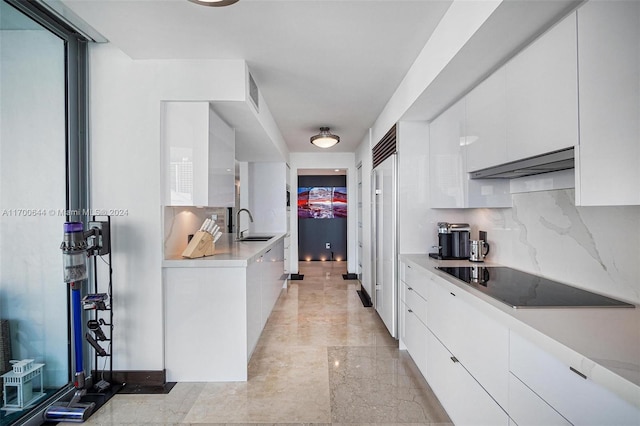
[182,230,215,258]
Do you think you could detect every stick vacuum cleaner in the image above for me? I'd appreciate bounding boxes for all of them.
[43,222,96,422]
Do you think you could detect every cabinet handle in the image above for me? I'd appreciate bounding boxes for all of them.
[266,249,272,254]
[450,292,456,297]
[408,309,413,313]
[408,265,412,268]
[408,287,413,291]
[450,356,459,363]
[570,366,587,380]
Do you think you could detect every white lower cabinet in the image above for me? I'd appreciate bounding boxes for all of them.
[260,240,285,328]
[402,282,427,325]
[508,373,570,426]
[400,257,640,426]
[400,262,429,377]
[246,259,262,359]
[165,240,285,382]
[401,301,428,377]
[510,331,640,425]
[427,330,509,426]
[403,262,429,300]
[427,272,509,408]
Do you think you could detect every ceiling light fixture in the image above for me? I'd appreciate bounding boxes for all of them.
[310,127,340,149]
[187,0,239,7]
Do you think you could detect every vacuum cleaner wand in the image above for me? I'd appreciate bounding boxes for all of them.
[44,222,96,422]
[61,222,90,390]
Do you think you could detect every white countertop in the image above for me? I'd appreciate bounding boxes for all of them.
[163,233,286,268]
[400,253,640,408]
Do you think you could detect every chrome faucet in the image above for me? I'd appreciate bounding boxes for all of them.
[236,208,254,240]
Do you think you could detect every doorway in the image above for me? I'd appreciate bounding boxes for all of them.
[297,171,347,262]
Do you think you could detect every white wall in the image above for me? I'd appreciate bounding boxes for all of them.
[288,152,357,274]
[88,43,262,371]
[371,0,502,143]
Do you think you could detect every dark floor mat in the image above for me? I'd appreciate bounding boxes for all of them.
[342,273,358,280]
[289,274,304,280]
[118,382,176,394]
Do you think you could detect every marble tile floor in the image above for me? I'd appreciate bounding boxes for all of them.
[64,261,451,425]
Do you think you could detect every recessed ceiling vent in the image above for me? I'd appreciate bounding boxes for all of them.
[248,72,259,112]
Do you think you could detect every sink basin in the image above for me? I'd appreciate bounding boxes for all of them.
[238,235,274,242]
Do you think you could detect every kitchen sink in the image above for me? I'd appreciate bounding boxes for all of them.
[238,235,274,242]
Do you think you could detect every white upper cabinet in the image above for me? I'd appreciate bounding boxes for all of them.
[465,67,508,172]
[429,99,466,208]
[208,109,236,207]
[429,99,511,208]
[505,13,578,161]
[162,102,235,207]
[576,1,640,206]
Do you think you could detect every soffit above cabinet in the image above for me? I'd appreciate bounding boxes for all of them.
[212,101,284,163]
[402,0,583,123]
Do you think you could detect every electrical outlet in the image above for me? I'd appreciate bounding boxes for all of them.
[325,242,331,249]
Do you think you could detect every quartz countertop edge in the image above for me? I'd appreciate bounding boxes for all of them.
[400,253,640,410]
[163,233,286,268]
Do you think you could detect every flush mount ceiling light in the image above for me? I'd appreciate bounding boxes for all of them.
[310,127,340,149]
[187,0,239,7]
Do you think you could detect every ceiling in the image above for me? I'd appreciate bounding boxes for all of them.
[60,0,453,154]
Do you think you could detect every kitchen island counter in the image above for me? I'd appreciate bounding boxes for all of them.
[163,234,286,382]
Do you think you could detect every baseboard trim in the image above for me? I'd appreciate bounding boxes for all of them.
[92,369,166,386]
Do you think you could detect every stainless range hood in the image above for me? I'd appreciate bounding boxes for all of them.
[469,148,574,179]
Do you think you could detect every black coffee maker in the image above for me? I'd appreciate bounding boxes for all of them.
[429,222,471,260]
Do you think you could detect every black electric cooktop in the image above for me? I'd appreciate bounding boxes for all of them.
[436,266,635,309]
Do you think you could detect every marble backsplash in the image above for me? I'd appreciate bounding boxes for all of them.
[463,189,640,305]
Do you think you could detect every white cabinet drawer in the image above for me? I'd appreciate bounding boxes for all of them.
[403,262,429,300]
[402,282,427,326]
[427,330,509,426]
[401,301,428,378]
[508,373,570,426]
[510,331,640,425]
[427,272,509,408]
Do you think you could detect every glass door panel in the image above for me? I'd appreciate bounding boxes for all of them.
[0,1,69,424]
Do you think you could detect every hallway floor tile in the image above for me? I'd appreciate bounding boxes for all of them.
[65,261,451,425]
